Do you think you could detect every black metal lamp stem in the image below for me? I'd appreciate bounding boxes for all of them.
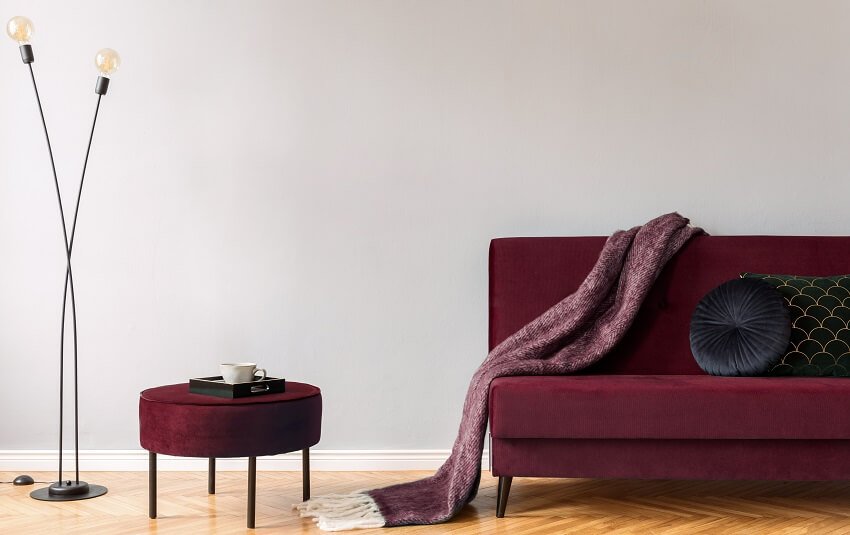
[73,95,102,249]
[66,94,102,484]
[27,66,105,487]
[26,63,79,485]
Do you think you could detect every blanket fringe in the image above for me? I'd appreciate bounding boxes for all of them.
[294,491,386,531]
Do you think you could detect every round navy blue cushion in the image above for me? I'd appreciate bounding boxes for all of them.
[689,278,791,376]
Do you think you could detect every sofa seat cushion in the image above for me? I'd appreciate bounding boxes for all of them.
[489,375,850,440]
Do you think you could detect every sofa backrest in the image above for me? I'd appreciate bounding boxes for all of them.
[489,235,850,374]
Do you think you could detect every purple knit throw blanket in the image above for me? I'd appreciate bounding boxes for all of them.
[296,213,703,530]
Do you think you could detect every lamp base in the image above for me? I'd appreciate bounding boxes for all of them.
[30,480,108,501]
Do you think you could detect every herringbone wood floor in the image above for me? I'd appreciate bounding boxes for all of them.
[2,471,850,534]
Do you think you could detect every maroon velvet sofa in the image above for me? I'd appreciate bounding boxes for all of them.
[488,235,850,517]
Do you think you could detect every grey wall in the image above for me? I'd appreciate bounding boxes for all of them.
[2,0,850,451]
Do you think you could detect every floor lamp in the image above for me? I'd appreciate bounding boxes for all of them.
[6,16,120,502]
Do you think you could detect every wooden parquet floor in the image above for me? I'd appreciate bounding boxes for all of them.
[2,471,850,534]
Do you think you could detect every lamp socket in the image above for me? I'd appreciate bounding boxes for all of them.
[19,44,33,64]
[95,76,109,95]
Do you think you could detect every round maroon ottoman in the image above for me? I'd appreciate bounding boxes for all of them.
[139,381,322,528]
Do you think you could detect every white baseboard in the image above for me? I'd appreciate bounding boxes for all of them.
[0,449,489,472]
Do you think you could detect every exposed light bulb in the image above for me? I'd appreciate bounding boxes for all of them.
[6,16,33,44]
[94,48,120,77]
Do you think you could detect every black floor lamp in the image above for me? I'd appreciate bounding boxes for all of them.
[6,16,120,502]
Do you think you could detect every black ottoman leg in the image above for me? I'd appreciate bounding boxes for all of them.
[149,451,157,519]
[208,457,215,494]
[248,456,257,529]
[302,448,310,501]
[496,476,512,518]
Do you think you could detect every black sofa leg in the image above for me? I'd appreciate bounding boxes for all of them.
[209,457,215,494]
[496,476,512,518]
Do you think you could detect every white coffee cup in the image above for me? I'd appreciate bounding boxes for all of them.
[220,363,267,384]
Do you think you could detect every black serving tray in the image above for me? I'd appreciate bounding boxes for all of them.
[189,376,286,399]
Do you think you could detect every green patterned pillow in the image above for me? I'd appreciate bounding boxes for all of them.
[741,273,850,376]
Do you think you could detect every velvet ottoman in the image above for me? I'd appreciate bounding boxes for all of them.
[139,381,322,528]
